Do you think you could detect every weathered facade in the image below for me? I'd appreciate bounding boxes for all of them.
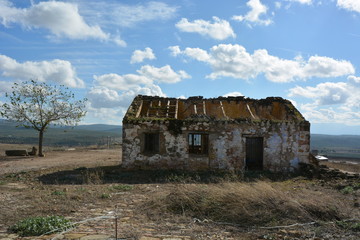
[122,95,310,172]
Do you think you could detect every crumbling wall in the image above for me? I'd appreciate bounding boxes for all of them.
[122,119,310,172]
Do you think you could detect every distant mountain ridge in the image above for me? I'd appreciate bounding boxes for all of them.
[0,119,122,146]
[311,134,360,149]
[1,119,360,152]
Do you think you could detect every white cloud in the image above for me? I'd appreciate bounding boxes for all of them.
[337,0,360,13]
[289,76,360,125]
[300,106,360,125]
[130,47,156,64]
[286,0,313,5]
[87,87,125,108]
[232,0,272,26]
[172,44,355,83]
[175,17,236,40]
[84,106,125,125]
[87,84,165,109]
[223,92,244,97]
[347,75,360,86]
[90,64,189,110]
[94,73,151,91]
[0,54,85,88]
[169,46,182,57]
[0,1,125,46]
[182,48,211,62]
[289,82,350,105]
[94,65,190,91]
[169,46,211,62]
[137,65,191,83]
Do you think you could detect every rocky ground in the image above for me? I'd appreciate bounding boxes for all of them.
[0,145,359,240]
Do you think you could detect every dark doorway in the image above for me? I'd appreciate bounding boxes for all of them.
[245,137,263,170]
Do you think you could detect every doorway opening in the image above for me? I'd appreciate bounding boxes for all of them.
[245,137,263,171]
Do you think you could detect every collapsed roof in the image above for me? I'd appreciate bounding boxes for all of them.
[123,95,307,122]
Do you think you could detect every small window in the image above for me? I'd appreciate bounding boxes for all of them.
[188,133,208,154]
[144,133,159,153]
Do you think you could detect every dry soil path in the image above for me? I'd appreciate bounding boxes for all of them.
[0,148,121,175]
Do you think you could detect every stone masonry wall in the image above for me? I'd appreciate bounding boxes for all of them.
[122,120,310,172]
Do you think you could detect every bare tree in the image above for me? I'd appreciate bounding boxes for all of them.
[0,80,87,157]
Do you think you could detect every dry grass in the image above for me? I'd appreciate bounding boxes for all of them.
[146,181,350,227]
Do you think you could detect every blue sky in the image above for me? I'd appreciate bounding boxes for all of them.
[1,0,360,134]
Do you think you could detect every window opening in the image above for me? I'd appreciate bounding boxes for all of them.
[188,133,208,154]
[144,133,159,153]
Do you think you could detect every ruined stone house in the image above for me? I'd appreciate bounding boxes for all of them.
[122,95,310,172]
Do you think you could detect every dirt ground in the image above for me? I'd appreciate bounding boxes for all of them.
[0,144,121,175]
[0,144,359,240]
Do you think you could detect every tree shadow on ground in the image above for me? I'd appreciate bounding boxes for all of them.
[37,165,301,185]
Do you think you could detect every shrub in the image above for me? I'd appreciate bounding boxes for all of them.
[341,186,354,194]
[110,184,133,191]
[100,193,111,199]
[51,190,65,196]
[8,216,73,237]
[336,220,360,231]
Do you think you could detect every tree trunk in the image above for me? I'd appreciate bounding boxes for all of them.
[38,130,45,157]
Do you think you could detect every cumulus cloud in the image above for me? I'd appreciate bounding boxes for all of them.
[0,1,125,46]
[94,73,151,91]
[289,82,350,105]
[84,106,126,125]
[138,65,191,83]
[94,65,190,91]
[337,0,360,13]
[130,47,156,64]
[232,0,272,26]
[89,65,190,109]
[0,54,85,88]
[169,46,211,62]
[289,76,360,125]
[175,17,236,40]
[223,92,244,97]
[171,44,355,82]
[87,84,165,109]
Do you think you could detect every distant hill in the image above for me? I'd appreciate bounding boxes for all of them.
[0,120,122,147]
[1,119,360,153]
[311,134,360,149]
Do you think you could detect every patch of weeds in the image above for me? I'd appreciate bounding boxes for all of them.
[51,190,65,196]
[5,172,24,181]
[336,220,360,231]
[340,186,354,194]
[352,182,360,190]
[110,184,133,191]
[76,187,87,192]
[8,216,73,237]
[0,180,6,185]
[100,193,111,199]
